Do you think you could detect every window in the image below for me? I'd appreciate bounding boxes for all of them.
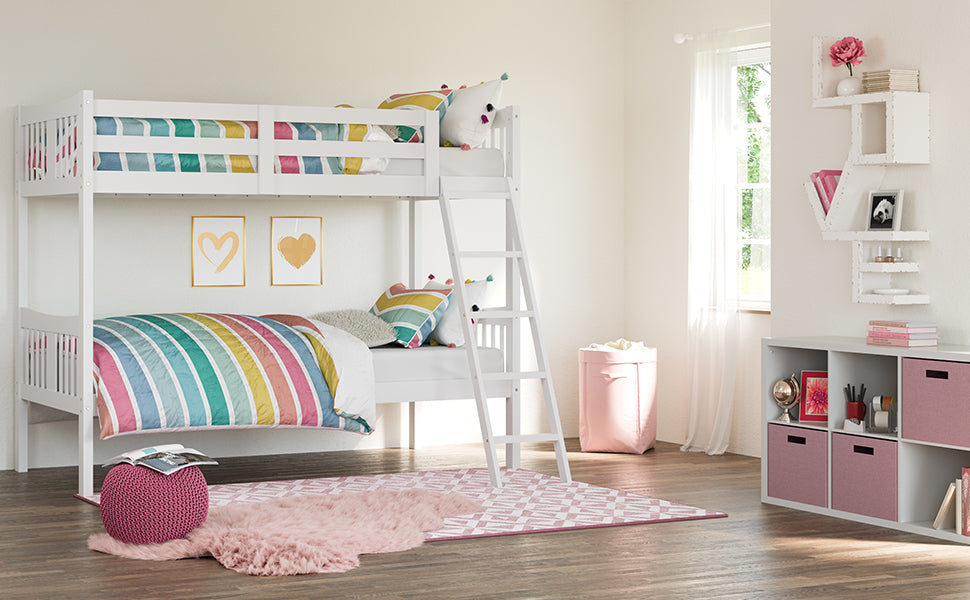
[733,47,771,311]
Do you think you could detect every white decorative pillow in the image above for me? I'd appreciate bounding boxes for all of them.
[424,275,492,347]
[440,74,507,150]
[308,309,398,347]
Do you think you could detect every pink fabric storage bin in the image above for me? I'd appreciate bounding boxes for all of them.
[578,346,657,454]
[831,433,897,521]
[902,358,970,447]
[767,424,828,508]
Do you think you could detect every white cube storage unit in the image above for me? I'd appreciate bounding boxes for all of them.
[762,336,970,544]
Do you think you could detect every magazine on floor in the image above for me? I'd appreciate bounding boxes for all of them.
[104,443,218,475]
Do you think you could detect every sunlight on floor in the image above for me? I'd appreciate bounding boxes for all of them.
[770,533,970,565]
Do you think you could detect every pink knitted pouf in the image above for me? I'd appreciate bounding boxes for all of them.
[99,463,209,545]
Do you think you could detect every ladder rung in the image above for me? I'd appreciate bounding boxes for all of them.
[493,433,561,444]
[444,191,511,200]
[474,309,534,320]
[482,370,547,381]
[458,250,523,259]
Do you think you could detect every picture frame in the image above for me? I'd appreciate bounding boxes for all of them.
[271,216,323,286]
[866,190,903,231]
[799,370,829,422]
[192,216,246,287]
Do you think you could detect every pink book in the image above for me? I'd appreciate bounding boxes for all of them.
[818,169,841,207]
[866,329,938,339]
[866,336,938,348]
[963,468,970,535]
[810,172,829,214]
[869,320,936,328]
[868,325,937,334]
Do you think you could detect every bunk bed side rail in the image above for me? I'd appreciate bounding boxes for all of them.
[374,320,512,404]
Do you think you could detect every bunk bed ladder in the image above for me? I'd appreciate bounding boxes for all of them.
[438,176,571,487]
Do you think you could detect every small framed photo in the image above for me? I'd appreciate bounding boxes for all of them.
[192,216,246,287]
[866,190,903,231]
[271,216,323,286]
[799,370,829,423]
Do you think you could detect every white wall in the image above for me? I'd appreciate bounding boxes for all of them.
[624,0,771,457]
[0,0,628,468]
[771,2,970,346]
[20,0,936,470]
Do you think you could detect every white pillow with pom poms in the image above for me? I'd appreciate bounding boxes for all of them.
[440,74,507,150]
[424,274,492,347]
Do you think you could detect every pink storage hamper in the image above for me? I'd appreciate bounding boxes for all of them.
[579,345,657,453]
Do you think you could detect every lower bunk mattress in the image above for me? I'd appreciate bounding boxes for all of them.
[93,314,375,440]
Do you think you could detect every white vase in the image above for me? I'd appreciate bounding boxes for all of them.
[837,76,863,96]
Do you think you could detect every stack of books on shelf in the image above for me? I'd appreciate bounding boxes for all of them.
[866,319,938,347]
[809,169,841,215]
[933,468,970,535]
[862,69,920,93]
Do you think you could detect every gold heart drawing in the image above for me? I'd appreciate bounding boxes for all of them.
[278,234,316,269]
[198,231,240,273]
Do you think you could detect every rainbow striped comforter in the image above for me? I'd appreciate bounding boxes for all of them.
[93,116,391,175]
[93,313,372,440]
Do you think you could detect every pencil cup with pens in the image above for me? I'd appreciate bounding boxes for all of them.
[844,383,867,432]
[843,383,896,434]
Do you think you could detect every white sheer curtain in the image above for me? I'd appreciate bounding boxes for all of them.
[681,29,741,455]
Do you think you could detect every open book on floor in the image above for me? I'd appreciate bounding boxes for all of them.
[105,444,218,475]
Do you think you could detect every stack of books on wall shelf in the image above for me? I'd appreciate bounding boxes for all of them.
[862,69,920,93]
[809,169,840,214]
[866,320,938,347]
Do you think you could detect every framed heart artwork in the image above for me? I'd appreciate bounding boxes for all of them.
[192,216,246,287]
[271,216,323,286]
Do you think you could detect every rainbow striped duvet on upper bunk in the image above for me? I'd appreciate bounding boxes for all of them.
[93,313,374,440]
[93,116,392,175]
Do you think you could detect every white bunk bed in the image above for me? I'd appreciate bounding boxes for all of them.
[14,90,571,497]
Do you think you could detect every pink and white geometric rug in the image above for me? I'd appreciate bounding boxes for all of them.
[82,468,726,541]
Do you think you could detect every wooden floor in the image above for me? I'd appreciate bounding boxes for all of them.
[3,440,970,600]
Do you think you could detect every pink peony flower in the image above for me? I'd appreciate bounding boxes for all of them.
[830,36,866,76]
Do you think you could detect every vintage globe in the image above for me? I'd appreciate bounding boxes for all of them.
[771,373,800,422]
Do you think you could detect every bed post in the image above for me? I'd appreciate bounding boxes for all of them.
[504,107,522,470]
[78,91,96,498]
[14,105,29,473]
[406,198,418,449]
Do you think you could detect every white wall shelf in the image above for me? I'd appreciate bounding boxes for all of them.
[762,336,970,545]
[821,230,929,242]
[808,36,930,304]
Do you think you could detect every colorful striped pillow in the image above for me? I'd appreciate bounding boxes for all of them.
[370,284,451,348]
[377,89,452,143]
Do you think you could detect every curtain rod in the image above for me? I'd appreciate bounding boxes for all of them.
[673,23,770,45]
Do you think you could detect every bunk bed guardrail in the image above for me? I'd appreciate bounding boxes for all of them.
[19,91,437,197]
